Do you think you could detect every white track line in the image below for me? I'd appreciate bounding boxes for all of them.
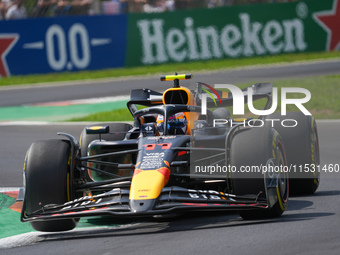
[0,224,140,249]
[0,232,43,249]
[1,58,340,91]
[27,95,129,107]
[0,188,20,192]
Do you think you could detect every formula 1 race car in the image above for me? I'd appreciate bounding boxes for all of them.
[20,74,320,232]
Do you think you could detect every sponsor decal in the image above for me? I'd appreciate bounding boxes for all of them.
[147,136,176,139]
[127,0,340,67]
[137,14,307,64]
[140,151,165,169]
[61,196,103,211]
[0,34,19,77]
[314,0,340,50]
[188,189,225,200]
[0,15,127,76]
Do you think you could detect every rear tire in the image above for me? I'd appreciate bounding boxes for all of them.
[80,123,132,157]
[24,139,77,232]
[229,127,288,219]
[80,123,133,181]
[265,112,320,195]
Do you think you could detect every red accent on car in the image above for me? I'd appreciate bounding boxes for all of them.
[161,143,172,149]
[157,167,170,184]
[183,203,208,206]
[133,169,143,176]
[178,151,186,156]
[143,144,156,150]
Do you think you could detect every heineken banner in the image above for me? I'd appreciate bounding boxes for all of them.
[0,0,340,76]
[0,15,128,77]
[126,0,339,66]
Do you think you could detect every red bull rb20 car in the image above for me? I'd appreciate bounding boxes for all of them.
[20,74,320,232]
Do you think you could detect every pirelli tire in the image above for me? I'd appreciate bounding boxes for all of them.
[229,127,289,219]
[265,112,320,195]
[80,123,133,181]
[80,123,133,158]
[24,139,77,232]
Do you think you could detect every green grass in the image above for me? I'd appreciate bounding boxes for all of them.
[244,76,340,119]
[71,108,133,122]
[1,51,340,87]
[70,76,340,121]
[2,51,339,121]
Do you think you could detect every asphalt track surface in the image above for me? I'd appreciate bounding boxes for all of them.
[1,60,340,254]
[1,58,340,106]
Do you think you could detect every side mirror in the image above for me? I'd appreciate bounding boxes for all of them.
[85,125,110,135]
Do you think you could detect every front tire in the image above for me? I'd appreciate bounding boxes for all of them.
[24,139,77,232]
[229,127,289,219]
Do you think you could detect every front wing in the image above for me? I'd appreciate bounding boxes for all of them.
[21,186,271,222]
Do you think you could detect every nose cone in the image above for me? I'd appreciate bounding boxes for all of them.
[129,168,170,200]
[130,199,157,213]
[129,168,170,213]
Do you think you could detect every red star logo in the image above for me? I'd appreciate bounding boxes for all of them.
[314,0,340,51]
[0,34,19,77]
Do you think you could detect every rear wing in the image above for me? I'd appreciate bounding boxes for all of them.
[127,88,163,114]
[127,81,273,115]
[127,73,193,114]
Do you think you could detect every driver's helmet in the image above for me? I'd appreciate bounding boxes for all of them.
[156,112,188,135]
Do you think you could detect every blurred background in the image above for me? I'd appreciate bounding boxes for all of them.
[0,0,301,18]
